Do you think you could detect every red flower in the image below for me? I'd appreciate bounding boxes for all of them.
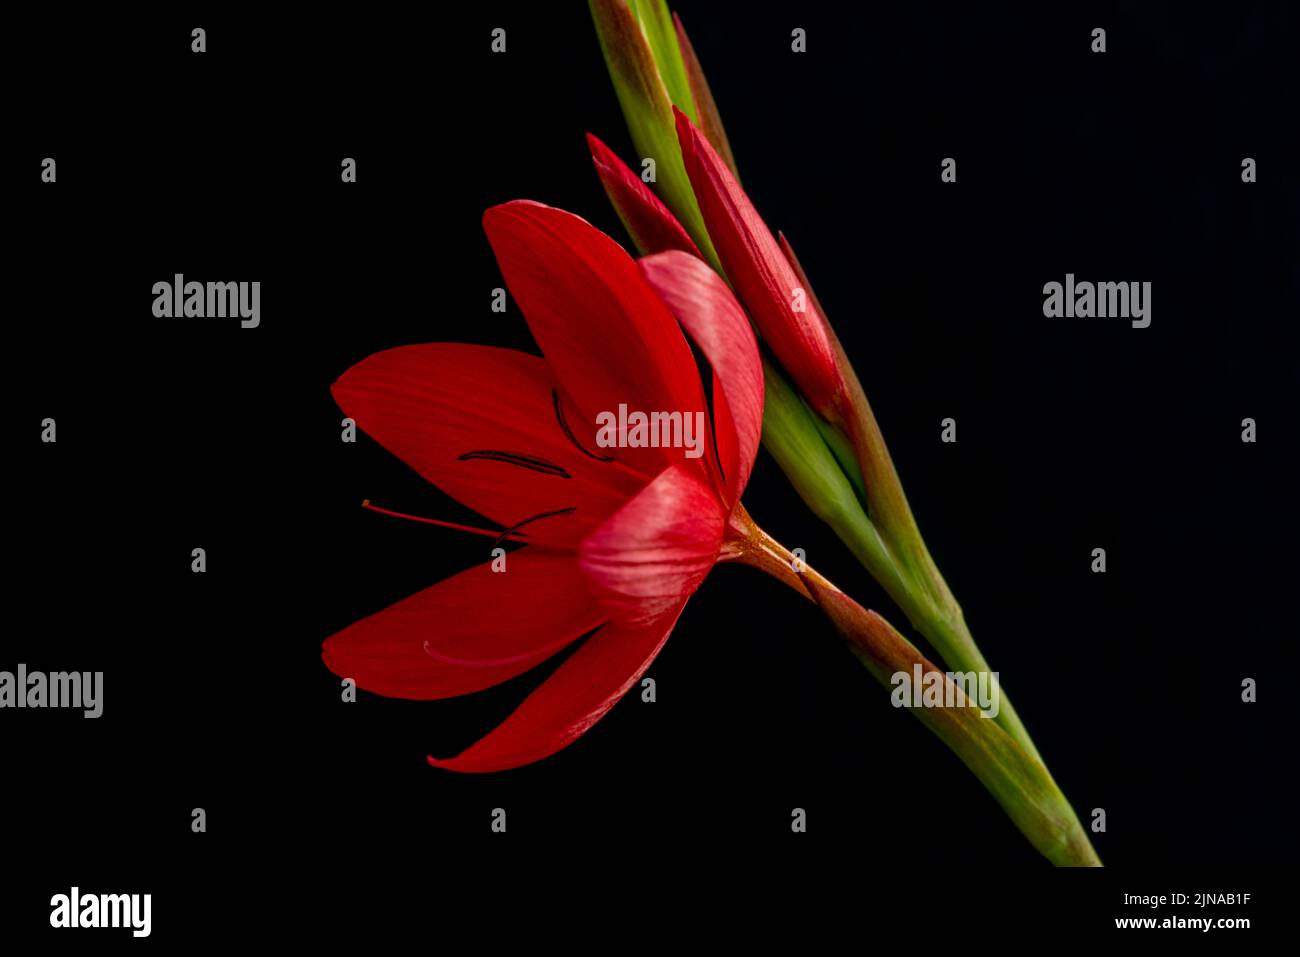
[322,200,762,772]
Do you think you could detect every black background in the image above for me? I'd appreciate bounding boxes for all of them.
[7,1,1297,941]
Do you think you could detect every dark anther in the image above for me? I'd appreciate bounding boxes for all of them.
[552,389,615,462]
[704,378,726,485]
[492,507,578,548]
[458,450,572,479]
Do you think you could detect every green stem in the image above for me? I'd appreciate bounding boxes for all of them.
[728,507,1102,867]
[816,494,1046,765]
[919,607,1043,767]
[758,369,1102,860]
[795,402,1045,763]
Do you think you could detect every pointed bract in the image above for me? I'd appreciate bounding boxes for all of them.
[627,0,696,122]
[673,12,739,179]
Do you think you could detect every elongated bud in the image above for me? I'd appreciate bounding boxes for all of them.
[803,576,1102,868]
[674,108,850,420]
[587,132,700,258]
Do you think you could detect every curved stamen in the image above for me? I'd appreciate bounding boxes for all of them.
[491,506,577,549]
[552,388,615,462]
[457,449,571,478]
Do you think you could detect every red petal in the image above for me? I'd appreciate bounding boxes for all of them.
[483,200,709,478]
[332,343,647,548]
[321,548,604,700]
[587,132,701,259]
[427,601,686,772]
[674,108,845,418]
[578,463,725,624]
[638,250,764,502]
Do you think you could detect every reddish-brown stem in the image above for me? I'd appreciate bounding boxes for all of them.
[720,502,840,600]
